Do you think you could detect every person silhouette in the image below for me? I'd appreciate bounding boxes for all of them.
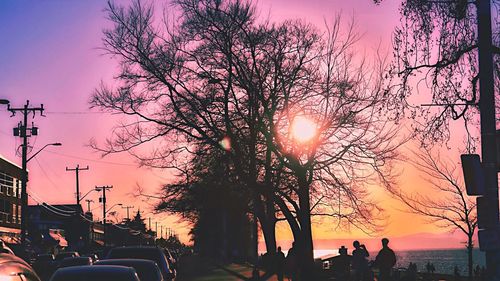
[275,247,285,281]
[375,238,396,281]
[331,245,351,280]
[352,241,369,281]
[285,242,298,281]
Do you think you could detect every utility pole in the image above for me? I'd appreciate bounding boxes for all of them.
[149,217,151,230]
[155,221,158,238]
[95,185,113,246]
[161,225,163,239]
[4,100,45,245]
[122,205,134,221]
[85,199,93,213]
[66,164,89,207]
[476,1,500,280]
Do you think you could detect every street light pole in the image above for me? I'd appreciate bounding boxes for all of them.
[122,205,134,221]
[85,199,93,213]
[0,100,62,245]
[66,165,89,207]
[95,185,113,246]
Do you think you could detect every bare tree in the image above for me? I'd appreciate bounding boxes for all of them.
[395,148,477,278]
[90,0,402,276]
[378,0,500,149]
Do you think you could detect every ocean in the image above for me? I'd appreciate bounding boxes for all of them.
[313,248,486,275]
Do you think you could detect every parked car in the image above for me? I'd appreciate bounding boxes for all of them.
[55,252,79,261]
[95,258,163,281]
[0,253,41,281]
[106,246,175,280]
[32,254,57,281]
[49,265,139,281]
[58,257,92,268]
[163,249,177,270]
[82,254,99,263]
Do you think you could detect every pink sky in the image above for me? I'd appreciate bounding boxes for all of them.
[0,0,474,248]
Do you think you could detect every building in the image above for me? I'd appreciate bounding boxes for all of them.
[0,156,22,244]
[27,204,88,253]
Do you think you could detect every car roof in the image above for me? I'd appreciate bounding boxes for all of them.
[0,253,40,281]
[50,265,139,281]
[95,259,162,281]
[95,258,157,266]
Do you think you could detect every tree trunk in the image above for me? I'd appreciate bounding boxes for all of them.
[297,171,315,280]
[263,198,277,253]
[467,236,474,280]
[253,189,277,255]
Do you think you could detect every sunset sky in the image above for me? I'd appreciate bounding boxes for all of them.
[0,0,473,250]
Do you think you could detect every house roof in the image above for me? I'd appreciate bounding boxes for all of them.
[0,155,24,179]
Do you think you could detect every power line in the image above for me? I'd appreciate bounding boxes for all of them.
[33,157,63,192]
[0,110,110,115]
[43,150,137,167]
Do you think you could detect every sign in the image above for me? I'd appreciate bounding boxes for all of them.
[461,154,485,196]
[477,196,500,229]
[479,227,500,251]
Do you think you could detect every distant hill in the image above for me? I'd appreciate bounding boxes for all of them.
[260,231,470,253]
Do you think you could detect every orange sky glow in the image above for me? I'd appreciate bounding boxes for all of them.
[0,0,479,251]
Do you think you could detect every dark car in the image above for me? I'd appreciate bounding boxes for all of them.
[32,254,57,281]
[82,254,99,263]
[55,252,79,261]
[163,249,177,270]
[58,257,92,268]
[49,265,139,281]
[0,253,41,281]
[106,246,175,280]
[95,258,163,281]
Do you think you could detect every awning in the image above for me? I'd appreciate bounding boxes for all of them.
[48,231,68,247]
[92,240,104,246]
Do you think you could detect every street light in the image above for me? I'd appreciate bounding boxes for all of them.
[105,203,123,216]
[81,189,97,202]
[0,99,9,105]
[27,143,62,162]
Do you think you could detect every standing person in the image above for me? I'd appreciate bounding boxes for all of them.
[275,247,286,281]
[285,242,298,281]
[375,238,396,281]
[352,240,369,281]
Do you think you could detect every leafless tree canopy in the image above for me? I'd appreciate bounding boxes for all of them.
[395,148,477,276]
[387,0,500,149]
[91,0,403,268]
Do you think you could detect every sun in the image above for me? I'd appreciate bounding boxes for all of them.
[291,116,317,143]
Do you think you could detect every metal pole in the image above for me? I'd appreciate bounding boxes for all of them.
[20,104,28,245]
[477,0,500,279]
[66,165,89,207]
[103,187,106,247]
[96,186,112,247]
[85,199,92,213]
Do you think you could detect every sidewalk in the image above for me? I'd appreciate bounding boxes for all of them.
[176,255,280,281]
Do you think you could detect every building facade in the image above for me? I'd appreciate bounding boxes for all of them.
[0,156,22,244]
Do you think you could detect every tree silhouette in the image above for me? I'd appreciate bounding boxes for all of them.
[156,146,252,259]
[395,148,477,278]
[127,210,147,233]
[91,0,402,275]
[382,0,500,149]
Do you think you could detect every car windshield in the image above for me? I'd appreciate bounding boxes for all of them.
[108,248,163,265]
[95,260,162,281]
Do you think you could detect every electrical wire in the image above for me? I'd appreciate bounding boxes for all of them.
[42,150,137,167]
[28,190,76,215]
[33,157,63,192]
